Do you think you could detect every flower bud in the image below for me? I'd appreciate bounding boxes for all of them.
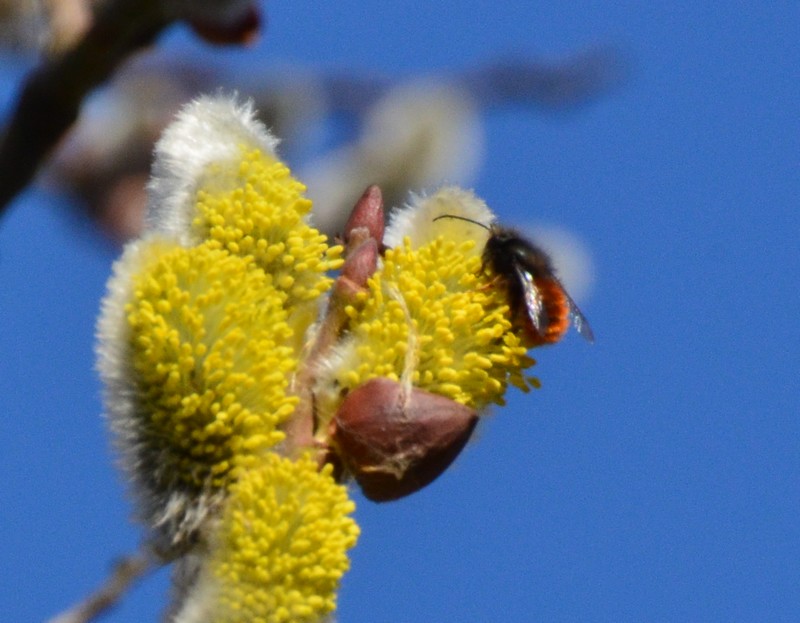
[329,377,478,502]
[335,238,379,299]
[343,184,385,248]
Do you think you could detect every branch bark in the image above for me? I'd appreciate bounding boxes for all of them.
[47,549,160,623]
[0,0,171,216]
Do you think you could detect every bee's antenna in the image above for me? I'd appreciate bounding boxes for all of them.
[432,214,491,231]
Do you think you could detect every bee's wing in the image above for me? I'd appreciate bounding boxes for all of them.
[561,286,595,343]
[514,264,548,337]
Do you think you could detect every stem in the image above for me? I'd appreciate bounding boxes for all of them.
[0,0,171,216]
[46,547,162,623]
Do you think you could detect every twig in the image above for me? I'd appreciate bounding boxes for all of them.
[461,47,625,110]
[0,0,171,217]
[47,548,160,623]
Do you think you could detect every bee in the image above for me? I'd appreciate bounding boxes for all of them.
[433,215,594,346]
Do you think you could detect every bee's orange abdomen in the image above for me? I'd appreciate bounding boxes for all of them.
[524,277,570,346]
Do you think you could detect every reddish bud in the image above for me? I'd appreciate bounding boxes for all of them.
[343,185,384,248]
[335,238,379,299]
[188,5,261,46]
[329,377,478,502]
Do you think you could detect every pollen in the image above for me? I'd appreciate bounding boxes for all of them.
[320,235,537,423]
[193,148,343,315]
[202,453,359,623]
[124,240,298,496]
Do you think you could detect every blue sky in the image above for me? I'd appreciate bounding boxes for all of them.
[1,3,798,622]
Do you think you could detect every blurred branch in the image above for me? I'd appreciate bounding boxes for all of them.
[461,47,623,109]
[0,0,171,217]
[38,47,622,242]
[319,47,623,118]
[47,548,160,623]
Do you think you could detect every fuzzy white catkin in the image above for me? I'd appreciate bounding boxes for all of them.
[146,94,280,244]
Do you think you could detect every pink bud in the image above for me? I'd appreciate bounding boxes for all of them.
[343,185,385,248]
[329,377,478,502]
[336,239,379,299]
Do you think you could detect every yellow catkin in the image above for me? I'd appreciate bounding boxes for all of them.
[126,240,298,494]
[318,235,537,426]
[193,148,343,340]
[207,453,359,623]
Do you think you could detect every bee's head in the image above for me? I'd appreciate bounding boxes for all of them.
[485,227,554,276]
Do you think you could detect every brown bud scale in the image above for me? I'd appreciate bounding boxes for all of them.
[329,377,478,502]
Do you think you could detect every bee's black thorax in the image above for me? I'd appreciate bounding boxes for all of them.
[482,227,554,280]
